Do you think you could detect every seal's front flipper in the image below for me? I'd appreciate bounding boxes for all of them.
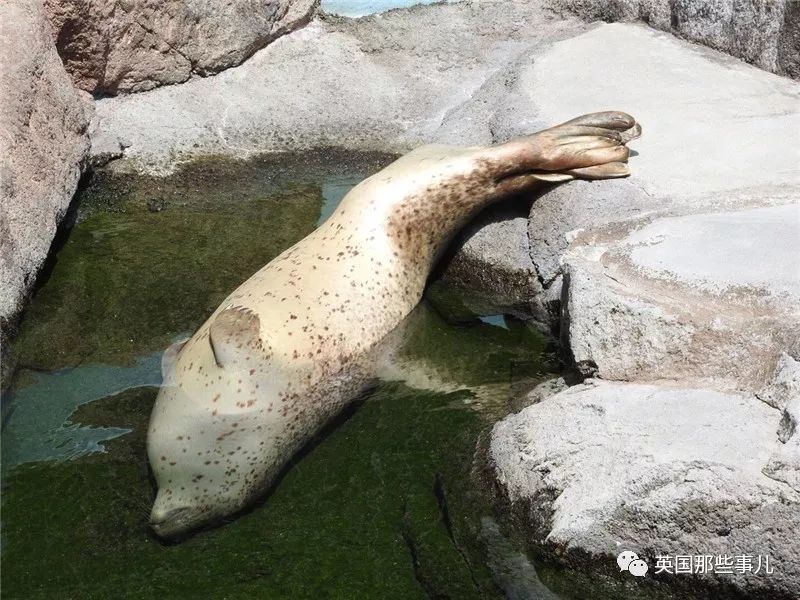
[162,338,189,379]
[209,306,268,369]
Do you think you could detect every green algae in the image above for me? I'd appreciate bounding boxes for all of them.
[3,149,690,599]
[11,151,396,372]
[1,301,544,598]
[2,152,554,599]
[2,383,502,599]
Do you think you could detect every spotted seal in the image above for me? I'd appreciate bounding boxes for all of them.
[147,111,641,538]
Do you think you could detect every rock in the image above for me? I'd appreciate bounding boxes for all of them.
[436,199,549,322]
[780,0,800,79]
[42,0,318,95]
[507,376,568,413]
[524,22,800,291]
[759,353,800,413]
[0,0,92,332]
[562,204,800,392]
[491,379,800,599]
[760,354,800,493]
[87,128,125,167]
[511,24,800,389]
[547,0,800,79]
[488,20,800,599]
[89,1,587,173]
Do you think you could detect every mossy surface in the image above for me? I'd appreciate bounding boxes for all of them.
[2,152,556,599]
[11,151,396,372]
[2,383,504,599]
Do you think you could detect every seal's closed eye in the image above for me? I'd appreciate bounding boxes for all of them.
[209,306,265,368]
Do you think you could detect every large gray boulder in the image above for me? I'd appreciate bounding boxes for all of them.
[491,378,800,599]
[511,24,800,391]
[547,0,800,79]
[88,1,587,173]
[523,22,800,292]
[485,18,800,600]
[42,0,318,95]
[562,203,800,392]
[0,0,92,332]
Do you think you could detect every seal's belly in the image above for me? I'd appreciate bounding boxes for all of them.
[273,350,379,461]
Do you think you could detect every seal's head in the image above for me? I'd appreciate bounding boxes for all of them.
[147,307,280,539]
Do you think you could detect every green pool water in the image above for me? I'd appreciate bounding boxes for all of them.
[1,152,564,599]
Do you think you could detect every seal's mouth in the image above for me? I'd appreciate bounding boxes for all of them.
[150,506,198,540]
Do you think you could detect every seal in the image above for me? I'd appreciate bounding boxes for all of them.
[147,111,641,538]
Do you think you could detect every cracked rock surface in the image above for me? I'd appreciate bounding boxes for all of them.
[563,204,800,392]
[491,377,800,599]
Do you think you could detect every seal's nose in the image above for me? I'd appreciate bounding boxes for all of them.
[150,497,193,539]
[150,508,192,538]
[150,506,190,526]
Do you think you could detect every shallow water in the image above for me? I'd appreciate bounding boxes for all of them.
[321,0,460,18]
[1,151,567,599]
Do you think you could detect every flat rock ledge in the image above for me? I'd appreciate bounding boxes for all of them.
[523,22,800,348]
[562,203,800,393]
[490,372,800,599]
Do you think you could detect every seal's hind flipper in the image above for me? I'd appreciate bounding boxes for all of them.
[530,172,574,182]
[566,161,631,180]
[209,306,267,369]
[559,111,636,131]
[619,122,642,144]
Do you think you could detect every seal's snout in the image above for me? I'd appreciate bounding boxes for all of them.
[150,501,196,539]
